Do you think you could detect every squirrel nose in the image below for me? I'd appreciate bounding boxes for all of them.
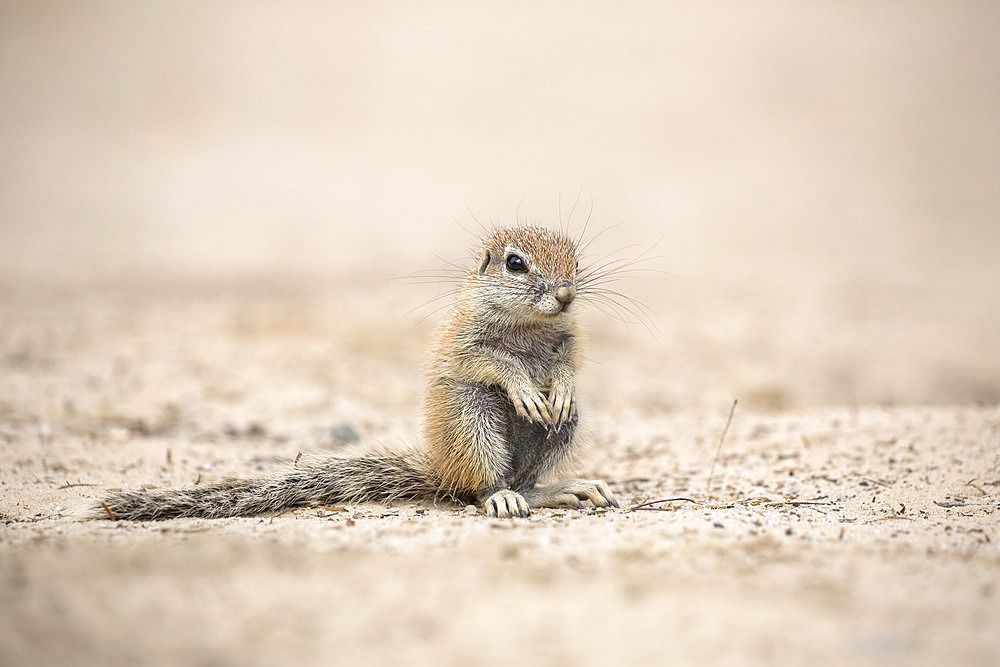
[554,283,576,304]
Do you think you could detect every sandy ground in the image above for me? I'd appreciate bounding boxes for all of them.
[1,280,997,666]
[2,2,1000,666]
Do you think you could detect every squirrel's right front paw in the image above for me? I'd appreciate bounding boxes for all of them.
[484,490,530,518]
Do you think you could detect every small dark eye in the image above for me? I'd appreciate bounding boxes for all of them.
[505,254,527,273]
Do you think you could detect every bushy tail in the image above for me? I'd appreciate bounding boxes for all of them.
[78,451,452,521]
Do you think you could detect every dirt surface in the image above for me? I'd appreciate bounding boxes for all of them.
[1,280,997,666]
[2,2,1000,666]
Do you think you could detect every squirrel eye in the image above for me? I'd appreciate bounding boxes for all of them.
[505,254,527,273]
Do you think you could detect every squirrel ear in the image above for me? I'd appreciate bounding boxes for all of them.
[478,251,491,275]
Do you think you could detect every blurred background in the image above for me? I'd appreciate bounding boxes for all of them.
[1,1,998,416]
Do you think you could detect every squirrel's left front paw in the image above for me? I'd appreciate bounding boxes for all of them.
[547,384,577,429]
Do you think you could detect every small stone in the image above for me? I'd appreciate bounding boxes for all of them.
[330,423,360,444]
[464,504,479,515]
[108,427,131,443]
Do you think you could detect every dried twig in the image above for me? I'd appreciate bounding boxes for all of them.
[630,496,836,513]
[269,506,297,523]
[57,481,98,489]
[630,497,698,511]
[316,504,348,513]
[706,399,738,496]
[101,502,117,521]
[963,478,987,496]
[766,501,833,507]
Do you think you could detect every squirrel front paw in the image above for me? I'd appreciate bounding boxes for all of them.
[484,489,530,518]
[507,383,554,425]
[546,381,577,429]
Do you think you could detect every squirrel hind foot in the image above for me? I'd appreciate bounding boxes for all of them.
[522,479,619,510]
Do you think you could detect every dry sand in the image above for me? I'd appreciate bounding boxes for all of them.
[2,2,999,666]
[1,279,997,666]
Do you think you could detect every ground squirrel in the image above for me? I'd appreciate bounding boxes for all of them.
[81,225,619,520]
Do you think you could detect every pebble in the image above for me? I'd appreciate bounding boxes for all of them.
[330,423,360,444]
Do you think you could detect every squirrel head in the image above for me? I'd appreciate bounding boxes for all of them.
[474,226,578,321]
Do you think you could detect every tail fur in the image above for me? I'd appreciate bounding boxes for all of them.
[78,451,454,521]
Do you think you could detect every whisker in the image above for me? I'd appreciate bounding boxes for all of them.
[400,287,463,317]
[565,187,584,228]
[580,293,659,338]
[582,299,636,330]
[573,196,600,250]
[577,223,626,256]
[579,294,643,333]
[583,283,659,314]
[578,265,675,287]
[453,215,483,244]
[580,292,635,319]
[585,238,662,271]
[397,279,466,287]
[578,238,669,286]
[393,269,467,284]
[578,260,674,288]
[397,267,468,278]
[431,251,475,273]
[578,243,648,281]
[580,282,661,329]
[413,300,459,327]
[558,191,569,238]
[464,201,488,235]
[582,194,595,241]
